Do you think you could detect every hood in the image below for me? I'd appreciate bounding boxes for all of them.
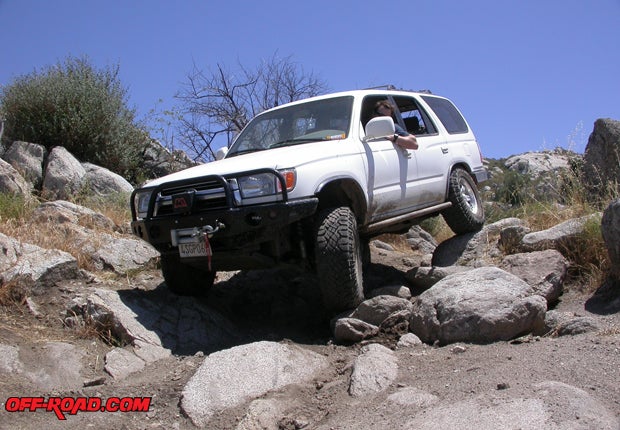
[142,140,354,187]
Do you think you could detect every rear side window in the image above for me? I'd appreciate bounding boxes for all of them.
[421,96,469,134]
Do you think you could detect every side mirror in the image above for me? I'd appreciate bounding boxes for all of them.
[215,146,229,160]
[363,116,396,142]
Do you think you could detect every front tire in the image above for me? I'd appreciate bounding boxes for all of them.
[315,207,365,313]
[442,168,485,234]
[160,254,215,296]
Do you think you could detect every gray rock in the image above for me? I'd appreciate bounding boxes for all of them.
[236,398,291,430]
[24,342,84,391]
[0,232,80,293]
[31,200,117,231]
[401,380,618,430]
[350,295,413,327]
[142,139,197,179]
[349,343,398,397]
[333,318,379,343]
[432,218,525,267]
[505,151,572,177]
[92,235,159,274]
[0,158,31,196]
[85,288,171,360]
[410,267,547,344]
[498,224,531,252]
[500,249,568,304]
[104,347,145,379]
[520,214,601,252]
[387,386,439,408]
[602,198,620,281]
[532,380,618,429]
[397,333,423,348]
[367,285,412,299]
[371,239,394,252]
[2,141,46,188]
[181,341,329,427]
[406,225,437,254]
[42,146,86,199]
[582,118,620,198]
[406,265,473,290]
[0,344,23,374]
[554,316,600,336]
[82,162,133,195]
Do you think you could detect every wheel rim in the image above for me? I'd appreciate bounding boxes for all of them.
[459,178,479,214]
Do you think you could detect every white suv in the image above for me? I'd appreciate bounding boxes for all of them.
[130,88,488,313]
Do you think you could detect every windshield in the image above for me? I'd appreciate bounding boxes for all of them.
[227,96,353,156]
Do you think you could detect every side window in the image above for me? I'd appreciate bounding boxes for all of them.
[393,96,436,135]
[421,96,469,134]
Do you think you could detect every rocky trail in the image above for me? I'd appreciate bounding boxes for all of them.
[1,242,619,430]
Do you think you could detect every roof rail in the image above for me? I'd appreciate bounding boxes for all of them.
[362,85,433,94]
[364,84,397,90]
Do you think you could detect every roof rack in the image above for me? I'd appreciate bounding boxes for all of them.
[364,84,397,90]
[363,85,433,94]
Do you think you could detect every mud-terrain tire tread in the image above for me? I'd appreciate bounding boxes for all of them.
[315,206,365,312]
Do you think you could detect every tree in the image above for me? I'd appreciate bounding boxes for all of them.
[175,53,328,162]
[0,56,148,183]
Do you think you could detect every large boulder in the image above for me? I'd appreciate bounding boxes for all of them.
[348,343,398,397]
[582,118,620,198]
[0,232,80,293]
[410,267,547,344]
[519,213,600,253]
[601,199,620,295]
[42,146,86,199]
[181,341,329,427]
[31,200,117,231]
[0,158,31,196]
[500,249,568,304]
[504,151,572,177]
[432,218,525,267]
[82,162,133,195]
[2,141,46,188]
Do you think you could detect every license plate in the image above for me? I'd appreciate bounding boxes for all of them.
[179,242,208,258]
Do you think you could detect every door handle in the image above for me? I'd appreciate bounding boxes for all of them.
[441,147,449,154]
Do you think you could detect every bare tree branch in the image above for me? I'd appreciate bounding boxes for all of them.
[175,53,328,162]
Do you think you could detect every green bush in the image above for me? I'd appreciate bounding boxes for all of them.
[0,56,147,183]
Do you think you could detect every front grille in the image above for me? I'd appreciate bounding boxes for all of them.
[154,179,229,217]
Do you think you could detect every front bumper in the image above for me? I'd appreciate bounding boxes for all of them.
[130,169,319,266]
[131,197,318,250]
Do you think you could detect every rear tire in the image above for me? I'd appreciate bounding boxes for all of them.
[160,254,215,296]
[442,168,485,234]
[315,207,365,313]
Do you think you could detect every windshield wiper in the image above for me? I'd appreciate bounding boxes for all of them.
[269,138,321,149]
[227,148,264,158]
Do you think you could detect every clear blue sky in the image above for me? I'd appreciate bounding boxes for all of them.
[1,0,619,159]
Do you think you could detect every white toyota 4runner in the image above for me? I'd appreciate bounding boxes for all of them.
[130,88,488,313]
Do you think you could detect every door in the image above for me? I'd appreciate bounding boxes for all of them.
[393,95,449,207]
[359,95,420,221]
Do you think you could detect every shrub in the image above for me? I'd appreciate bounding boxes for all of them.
[0,56,148,183]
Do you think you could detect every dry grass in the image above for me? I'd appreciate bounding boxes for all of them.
[0,192,131,272]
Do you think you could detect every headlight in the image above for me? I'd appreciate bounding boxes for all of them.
[236,170,296,200]
[237,173,276,198]
[134,190,153,218]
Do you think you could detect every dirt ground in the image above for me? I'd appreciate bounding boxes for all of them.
[1,247,619,429]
